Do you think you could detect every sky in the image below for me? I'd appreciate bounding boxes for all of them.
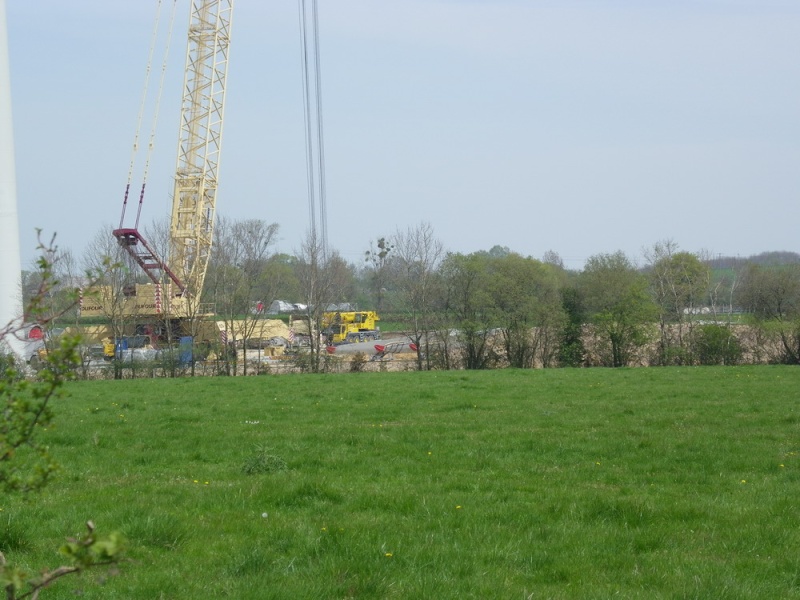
[5,0,800,271]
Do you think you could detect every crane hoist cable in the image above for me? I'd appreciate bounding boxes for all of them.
[297,0,328,256]
[136,0,179,229]
[298,0,316,242]
[123,0,163,207]
[312,0,328,256]
[118,0,179,231]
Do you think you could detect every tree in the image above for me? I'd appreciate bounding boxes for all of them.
[21,248,81,325]
[694,324,743,366]
[558,284,586,367]
[542,250,565,270]
[295,232,355,373]
[392,222,443,370]
[707,255,744,322]
[264,254,302,302]
[19,245,86,373]
[228,219,281,374]
[645,241,710,365]
[204,217,281,375]
[736,263,800,364]
[580,252,656,367]
[140,217,184,376]
[81,226,140,379]
[438,253,497,370]
[484,245,511,259]
[364,237,395,312]
[486,254,564,368]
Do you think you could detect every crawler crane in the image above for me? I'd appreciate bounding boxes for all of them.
[82,0,233,322]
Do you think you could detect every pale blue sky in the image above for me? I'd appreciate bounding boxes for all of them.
[5,0,800,270]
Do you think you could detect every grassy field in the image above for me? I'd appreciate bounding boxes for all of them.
[3,367,800,599]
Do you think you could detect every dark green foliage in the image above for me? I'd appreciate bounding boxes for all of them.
[695,324,743,365]
[580,251,657,367]
[438,252,495,369]
[558,286,586,367]
[486,253,564,368]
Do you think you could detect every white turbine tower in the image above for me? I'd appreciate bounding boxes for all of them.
[0,0,25,360]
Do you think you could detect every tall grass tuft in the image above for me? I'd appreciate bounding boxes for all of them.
[241,446,288,475]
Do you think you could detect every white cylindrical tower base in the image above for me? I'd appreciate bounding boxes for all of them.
[0,0,26,360]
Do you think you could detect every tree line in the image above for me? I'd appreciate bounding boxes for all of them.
[21,220,800,371]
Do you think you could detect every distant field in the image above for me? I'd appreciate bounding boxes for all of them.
[4,367,800,599]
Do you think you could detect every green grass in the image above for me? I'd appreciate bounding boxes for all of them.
[3,367,800,598]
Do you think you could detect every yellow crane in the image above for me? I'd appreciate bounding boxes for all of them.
[322,311,382,344]
[90,0,233,320]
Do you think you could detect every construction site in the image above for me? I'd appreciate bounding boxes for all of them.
[0,0,418,375]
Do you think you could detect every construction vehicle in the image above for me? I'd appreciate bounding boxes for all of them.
[102,334,155,361]
[80,1,308,364]
[322,311,381,344]
[83,0,232,325]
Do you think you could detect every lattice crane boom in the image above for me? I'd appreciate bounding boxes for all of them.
[111,0,232,316]
[169,0,232,300]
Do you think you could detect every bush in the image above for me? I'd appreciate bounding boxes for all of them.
[350,352,368,372]
[694,324,743,366]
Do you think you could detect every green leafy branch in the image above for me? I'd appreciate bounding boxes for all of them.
[1,521,124,600]
[1,233,124,598]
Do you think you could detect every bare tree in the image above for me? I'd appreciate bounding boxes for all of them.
[392,222,443,370]
[22,246,82,329]
[706,253,744,322]
[139,217,182,374]
[364,237,395,311]
[204,216,239,374]
[295,231,353,373]
[203,217,280,375]
[81,226,139,378]
[542,249,565,270]
[232,219,280,374]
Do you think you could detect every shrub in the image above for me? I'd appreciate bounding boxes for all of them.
[350,352,368,373]
[694,324,743,365]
